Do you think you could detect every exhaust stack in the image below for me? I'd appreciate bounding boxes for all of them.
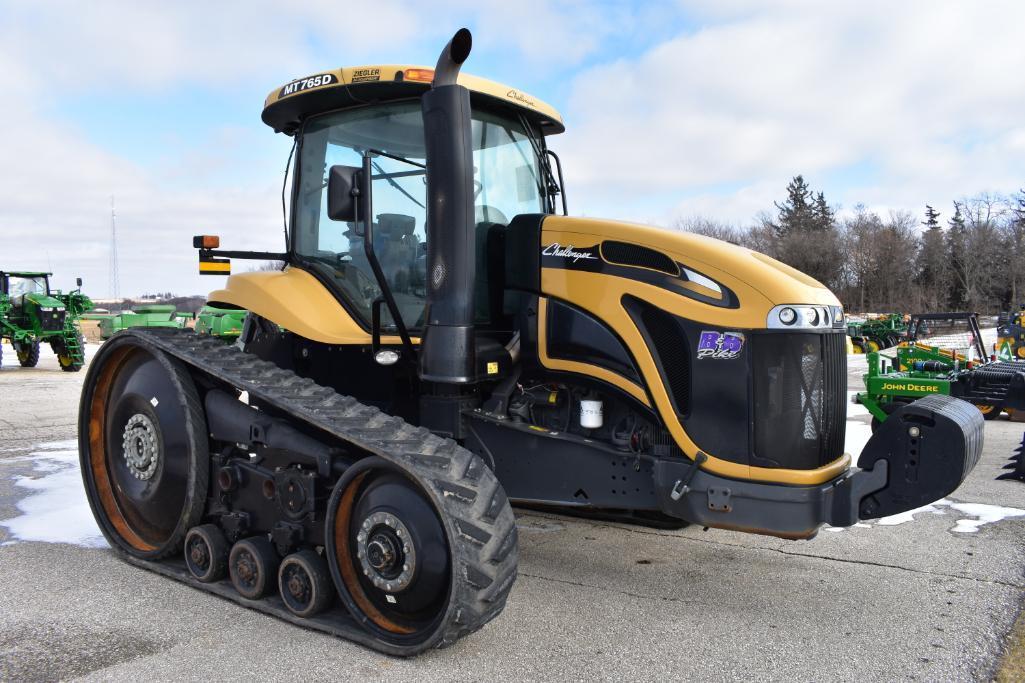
[419,28,476,384]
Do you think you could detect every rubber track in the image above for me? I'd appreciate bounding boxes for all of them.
[113,328,518,656]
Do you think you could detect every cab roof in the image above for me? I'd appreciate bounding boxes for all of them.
[262,64,564,137]
[1,271,50,278]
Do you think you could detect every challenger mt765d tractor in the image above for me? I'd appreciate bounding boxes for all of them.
[1,270,92,370]
[79,30,984,655]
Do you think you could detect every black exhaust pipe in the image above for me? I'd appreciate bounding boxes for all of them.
[419,28,476,384]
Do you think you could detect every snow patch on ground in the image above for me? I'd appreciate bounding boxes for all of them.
[825,498,1025,534]
[0,441,107,548]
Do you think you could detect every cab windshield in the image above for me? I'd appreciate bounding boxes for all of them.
[6,276,48,298]
[292,100,548,330]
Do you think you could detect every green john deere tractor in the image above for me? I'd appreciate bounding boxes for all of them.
[0,271,93,371]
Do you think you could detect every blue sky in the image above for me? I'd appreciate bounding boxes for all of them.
[3,1,1024,297]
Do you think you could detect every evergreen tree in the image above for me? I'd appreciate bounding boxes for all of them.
[772,175,816,238]
[917,205,949,310]
[946,203,968,308]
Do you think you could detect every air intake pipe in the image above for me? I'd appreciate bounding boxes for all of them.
[419,28,476,384]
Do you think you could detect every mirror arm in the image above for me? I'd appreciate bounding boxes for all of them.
[358,152,418,363]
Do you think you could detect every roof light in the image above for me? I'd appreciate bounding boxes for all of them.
[403,68,435,83]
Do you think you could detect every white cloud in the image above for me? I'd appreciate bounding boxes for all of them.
[556,1,1025,225]
[2,1,1024,296]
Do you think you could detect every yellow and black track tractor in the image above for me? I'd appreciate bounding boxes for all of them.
[79,30,984,655]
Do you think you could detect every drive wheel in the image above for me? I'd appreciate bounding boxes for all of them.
[866,339,882,353]
[978,404,1002,421]
[1017,346,1025,359]
[16,339,39,367]
[851,342,865,354]
[229,537,280,599]
[79,337,209,558]
[327,455,517,649]
[185,524,229,582]
[279,549,333,617]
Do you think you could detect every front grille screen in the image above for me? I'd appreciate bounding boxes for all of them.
[752,333,846,469]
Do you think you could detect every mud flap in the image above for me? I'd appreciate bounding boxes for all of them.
[856,394,983,520]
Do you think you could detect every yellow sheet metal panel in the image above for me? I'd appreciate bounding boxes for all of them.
[539,217,849,486]
[263,65,564,133]
[206,267,417,346]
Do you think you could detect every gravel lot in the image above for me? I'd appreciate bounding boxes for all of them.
[1,340,1023,681]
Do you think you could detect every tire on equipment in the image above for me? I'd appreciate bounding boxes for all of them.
[230,536,280,600]
[78,336,209,559]
[185,524,230,582]
[279,549,333,618]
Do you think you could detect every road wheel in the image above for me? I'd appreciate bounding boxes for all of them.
[978,404,1002,421]
[185,524,229,582]
[851,341,865,354]
[16,339,40,367]
[1017,346,1025,359]
[230,537,280,600]
[79,338,209,559]
[58,331,85,372]
[866,339,882,353]
[279,549,333,618]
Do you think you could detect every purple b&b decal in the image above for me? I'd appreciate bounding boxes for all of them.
[697,330,745,360]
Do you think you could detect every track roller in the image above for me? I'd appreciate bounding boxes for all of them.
[279,550,333,618]
[230,537,280,600]
[184,524,229,582]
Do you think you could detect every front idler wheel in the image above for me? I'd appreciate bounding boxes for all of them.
[229,537,280,600]
[278,550,333,618]
[78,337,209,559]
[329,464,450,643]
[185,524,229,582]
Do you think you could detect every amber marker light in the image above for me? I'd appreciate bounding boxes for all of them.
[403,68,435,83]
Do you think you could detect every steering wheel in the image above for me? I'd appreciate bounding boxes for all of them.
[475,205,509,225]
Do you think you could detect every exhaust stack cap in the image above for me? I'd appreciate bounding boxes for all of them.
[432,28,472,88]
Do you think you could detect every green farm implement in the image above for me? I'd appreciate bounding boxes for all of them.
[856,312,1025,428]
[85,304,193,340]
[0,270,93,371]
[194,305,247,338]
[847,313,908,353]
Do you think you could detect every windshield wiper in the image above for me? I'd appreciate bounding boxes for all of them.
[517,113,561,214]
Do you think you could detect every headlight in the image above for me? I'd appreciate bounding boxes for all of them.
[41,307,55,312]
[767,304,842,330]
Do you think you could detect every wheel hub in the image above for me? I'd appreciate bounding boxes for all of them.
[121,413,160,480]
[356,511,416,592]
[188,537,209,569]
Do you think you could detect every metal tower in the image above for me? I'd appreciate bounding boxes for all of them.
[109,195,120,301]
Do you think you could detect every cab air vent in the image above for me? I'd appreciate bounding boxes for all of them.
[600,241,679,276]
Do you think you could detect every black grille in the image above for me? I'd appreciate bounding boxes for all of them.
[39,310,66,332]
[752,332,846,469]
[601,241,679,276]
[638,303,691,415]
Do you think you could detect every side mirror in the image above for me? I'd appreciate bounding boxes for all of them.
[76,277,83,287]
[327,165,362,222]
